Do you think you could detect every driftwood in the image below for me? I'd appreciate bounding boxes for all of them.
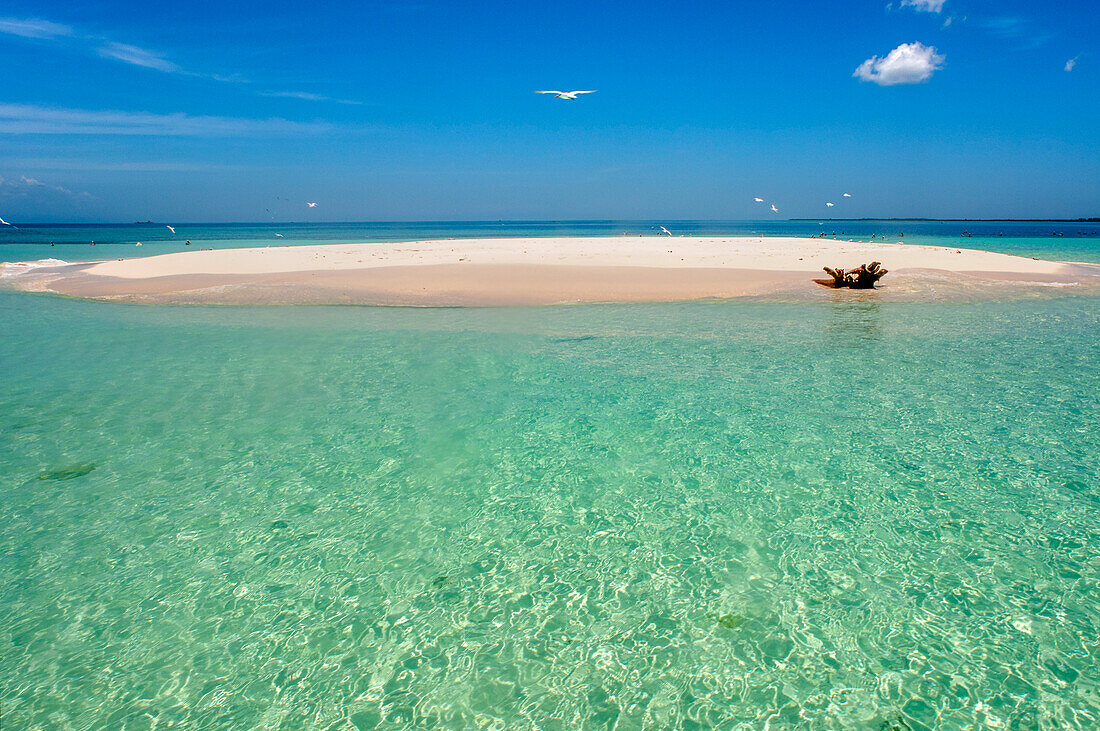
[814,261,888,289]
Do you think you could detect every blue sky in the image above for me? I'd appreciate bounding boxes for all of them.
[0,0,1096,222]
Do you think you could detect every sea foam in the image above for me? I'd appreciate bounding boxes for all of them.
[0,259,71,277]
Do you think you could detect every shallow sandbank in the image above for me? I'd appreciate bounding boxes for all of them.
[5,237,1099,305]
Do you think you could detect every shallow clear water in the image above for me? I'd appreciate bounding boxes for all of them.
[2,219,1099,266]
[2,290,1099,729]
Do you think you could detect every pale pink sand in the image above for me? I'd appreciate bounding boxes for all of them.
[5,237,1099,305]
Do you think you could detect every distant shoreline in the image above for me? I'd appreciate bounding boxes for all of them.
[791,218,1100,223]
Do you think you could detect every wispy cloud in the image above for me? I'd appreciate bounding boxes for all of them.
[981,16,1051,47]
[1065,55,1080,72]
[0,15,359,103]
[900,0,945,13]
[4,158,243,172]
[2,15,203,77]
[983,17,1028,38]
[854,42,945,85]
[97,42,181,73]
[0,16,73,39]
[0,104,332,136]
[262,91,328,102]
[259,91,364,105]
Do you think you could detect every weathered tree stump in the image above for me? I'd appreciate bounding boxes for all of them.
[848,261,887,289]
[814,261,888,289]
[820,267,849,288]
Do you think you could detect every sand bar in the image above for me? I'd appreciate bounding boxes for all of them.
[4,236,1099,305]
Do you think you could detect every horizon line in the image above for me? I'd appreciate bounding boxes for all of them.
[2,217,1099,227]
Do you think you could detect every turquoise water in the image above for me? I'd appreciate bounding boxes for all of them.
[2,220,1100,266]
[2,288,1100,728]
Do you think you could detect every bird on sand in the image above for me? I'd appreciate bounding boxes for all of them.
[535,90,596,100]
[166,225,175,234]
[754,197,764,203]
[771,204,779,213]
[307,202,317,208]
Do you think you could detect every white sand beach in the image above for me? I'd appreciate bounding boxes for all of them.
[6,236,1100,305]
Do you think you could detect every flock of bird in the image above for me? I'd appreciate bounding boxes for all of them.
[153,201,318,243]
[754,192,852,214]
[1,90,1089,245]
[0,201,321,242]
[0,88,846,235]
[533,90,856,217]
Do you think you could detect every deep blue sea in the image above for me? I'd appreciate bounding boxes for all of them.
[2,219,1099,265]
[2,221,1099,728]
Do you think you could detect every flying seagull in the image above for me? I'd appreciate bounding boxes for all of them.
[166,225,175,234]
[535,90,596,100]
[843,193,852,197]
[275,233,284,237]
[659,226,673,236]
[307,202,317,208]
[771,204,779,213]
[754,197,764,203]
[826,202,835,207]
[0,216,14,227]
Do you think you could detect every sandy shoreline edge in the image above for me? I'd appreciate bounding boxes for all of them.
[4,236,1099,305]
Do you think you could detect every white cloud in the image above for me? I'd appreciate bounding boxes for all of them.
[901,0,945,12]
[17,175,74,195]
[0,17,73,39]
[854,42,945,85]
[0,104,332,136]
[97,42,181,73]
[1065,56,1079,72]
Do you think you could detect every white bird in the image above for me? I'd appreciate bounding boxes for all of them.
[274,233,284,237]
[307,202,317,208]
[826,202,835,207]
[771,204,779,213]
[0,216,13,226]
[166,225,175,234]
[136,242,142,246]
[535,90,597,100]
[659,226,673,236]
[843,193,852,197]
[754,197,764,203]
